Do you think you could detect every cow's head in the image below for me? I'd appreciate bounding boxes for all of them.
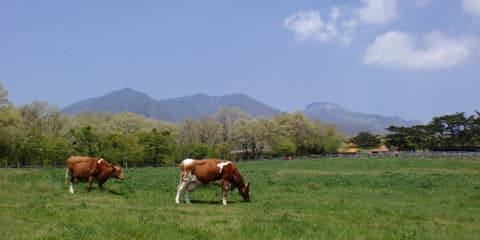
[240,182,251,202]
[112,165,125,180]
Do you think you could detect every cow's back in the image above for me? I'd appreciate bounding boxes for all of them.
[67,156,97,179]
[181,159,232,184]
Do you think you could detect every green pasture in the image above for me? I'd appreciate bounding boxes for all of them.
[1,157,480,239]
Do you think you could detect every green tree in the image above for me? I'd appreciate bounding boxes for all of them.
[16,130,45,166]
[43,136,71,167]
[0,107,22,166]
[0,84,22,166]
[470,112,480,146]
[428,113,469,149]
[385,126,419,150]
[385,112,480,151]
[179,143,211,160]
[69,126,101,156]
[272,113,343,156]
[321,127,344,154]
[349,132,381,148]
[100,132,142,167]
[271,138,297,158]
[273,112,314,155]
[138,129,174,166]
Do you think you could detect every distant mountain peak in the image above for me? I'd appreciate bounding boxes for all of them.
[62,89,282,122]
[119,87,135,92]
[101,88,151,99]
[110,87,139,94]
[304,102,421,135]
[306,102,342,111]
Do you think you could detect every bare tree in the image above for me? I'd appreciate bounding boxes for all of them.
[0,82,11,109]
[19,101,65,137]
[215,107,251,143]
[178,117,221,146]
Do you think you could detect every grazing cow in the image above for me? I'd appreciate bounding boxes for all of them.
[175,158,250,205]
[65,156,124,193]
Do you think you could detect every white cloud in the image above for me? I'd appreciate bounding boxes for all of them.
[284,8,352,44]
[463,0,480,16]
[284,10,325,41]
[284,0,397,44]
[364,31,477,69]
[357,0,397,24]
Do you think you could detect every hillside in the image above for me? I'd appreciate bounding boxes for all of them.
[62,88,283,122]
[62,89,421,135]
[156,93,282,122]
[62,88,165,119]
[304,102,422,135]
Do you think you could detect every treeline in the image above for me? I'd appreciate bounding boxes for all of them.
[385,112,480,151]
[0,84,345,167]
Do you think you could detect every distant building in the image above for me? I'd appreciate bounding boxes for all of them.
[339,144,390,154]
[367,145,390,154]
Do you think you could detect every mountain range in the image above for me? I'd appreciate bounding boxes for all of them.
[62,88,282,122]
[303,102,422,135]
[61,88,421,135]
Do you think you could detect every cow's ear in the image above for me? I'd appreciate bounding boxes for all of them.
[246,182,250,187]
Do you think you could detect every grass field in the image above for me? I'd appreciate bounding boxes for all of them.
[1,157,480,240]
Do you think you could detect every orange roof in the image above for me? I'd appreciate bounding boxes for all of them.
[340,148,359,153]
[367,146,389,152]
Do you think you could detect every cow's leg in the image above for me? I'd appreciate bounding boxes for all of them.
[185,189,191,204]
[98,178,106,190]
[69,182,74,194]
[64,168,69,184]
[175,180,188,204]
[65,168,74,193]
[68,182,74,193]
[221,181,229,205]
[87,176,94,191]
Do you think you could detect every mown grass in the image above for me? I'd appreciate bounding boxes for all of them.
[1,157,480,239]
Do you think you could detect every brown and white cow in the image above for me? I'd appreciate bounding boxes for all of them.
[65,156,124,193]
[175,158,250,205]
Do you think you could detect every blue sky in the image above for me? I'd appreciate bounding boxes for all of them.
[1,0,479,122]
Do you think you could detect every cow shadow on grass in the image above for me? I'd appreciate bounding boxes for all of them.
[104,188,125,196]
[76,186,125,196]
[188,199,241,205]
